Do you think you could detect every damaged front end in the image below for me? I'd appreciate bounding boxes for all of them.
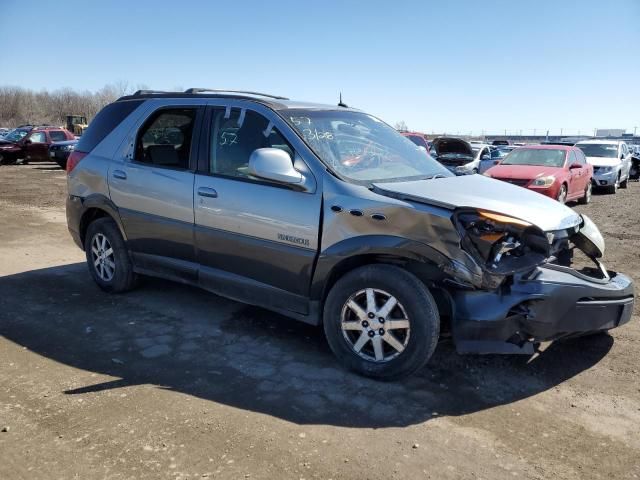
[450,209,635,354]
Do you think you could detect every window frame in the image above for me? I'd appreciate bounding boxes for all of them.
[196,104,307,190]
[131,105,204,172]
[28,131,47,143]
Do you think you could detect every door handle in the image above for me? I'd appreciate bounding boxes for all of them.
[112,170,127,180]
[197,187,218,198]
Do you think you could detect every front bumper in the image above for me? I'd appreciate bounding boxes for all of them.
[592,169,617,186]
[451,264,634,354]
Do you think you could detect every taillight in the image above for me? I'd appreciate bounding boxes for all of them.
[66,151,87,173]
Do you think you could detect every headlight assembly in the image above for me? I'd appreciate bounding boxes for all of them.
[454,209,550,275]
[531,175,555,187]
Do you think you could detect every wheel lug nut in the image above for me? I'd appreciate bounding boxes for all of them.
[362,320,369,328]
[368,331,375,338]
[368,312,375,319]
[379,317,385,323]
[379,328,385,335]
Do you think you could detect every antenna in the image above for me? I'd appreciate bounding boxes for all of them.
[338,92,348,108]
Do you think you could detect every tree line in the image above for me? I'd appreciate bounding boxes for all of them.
[0,82,148,128]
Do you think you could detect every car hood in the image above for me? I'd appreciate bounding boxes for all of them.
[585,156,620,167]
[432,137,473,156]
[0,139,17,146]
[486,164,564,179]
[372,174,581,232]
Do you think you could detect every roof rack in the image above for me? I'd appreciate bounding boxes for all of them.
[183,88,289,100]
[131,89,173,96]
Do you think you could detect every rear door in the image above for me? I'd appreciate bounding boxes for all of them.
[108,103,204,279]
[193,101,322,314]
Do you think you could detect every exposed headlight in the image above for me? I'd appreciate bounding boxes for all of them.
[531,175,555,187]
[454,209,549,276]
[64,144,76,151]
[599,166,613,173]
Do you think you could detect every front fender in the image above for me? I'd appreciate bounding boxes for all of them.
[310,235,477,300]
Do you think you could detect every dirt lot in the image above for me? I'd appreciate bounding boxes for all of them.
[0,162,639,480]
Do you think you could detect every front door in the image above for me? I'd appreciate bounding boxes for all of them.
[193,104,322,314]
[24,131,48,161]
[108,106,203,275]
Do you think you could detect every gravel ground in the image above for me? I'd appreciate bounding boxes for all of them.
[1,162,638,480]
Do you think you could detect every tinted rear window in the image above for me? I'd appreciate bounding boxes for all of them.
[75,100,144,153]
[49,130,67,142]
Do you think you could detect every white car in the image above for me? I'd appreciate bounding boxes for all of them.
[575,140,632,193]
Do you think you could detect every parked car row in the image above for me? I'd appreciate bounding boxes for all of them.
[0,125,77,167]
[401,133,637,203]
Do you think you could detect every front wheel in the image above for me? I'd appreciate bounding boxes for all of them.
[556,184,567,203]
[84,217,137,293]
[323,264,440,380]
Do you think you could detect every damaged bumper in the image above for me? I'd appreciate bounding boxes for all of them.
[451,263,634,354]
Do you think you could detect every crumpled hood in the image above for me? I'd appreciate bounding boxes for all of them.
[585,156,620,167]
[372,174,582,232]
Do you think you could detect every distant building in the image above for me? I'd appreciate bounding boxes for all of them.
[596,129,626,137]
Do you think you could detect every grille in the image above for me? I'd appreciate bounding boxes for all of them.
[495,178,529,187]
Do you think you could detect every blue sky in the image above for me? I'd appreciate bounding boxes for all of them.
[1,0,638,134]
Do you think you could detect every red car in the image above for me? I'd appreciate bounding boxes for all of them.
[401,131,431,151]
[484,145,593,204]
[0,125,75,165]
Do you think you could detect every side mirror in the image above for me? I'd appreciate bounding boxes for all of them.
[481,154,490,160]
[569,162,582,169]
[249,148,303,185]
[24,139,32,145]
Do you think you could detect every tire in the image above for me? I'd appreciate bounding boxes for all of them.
[578,182,592,205]
[0,153,17,165]
[606,175,619,194]
[556,184,567,204]
[84,217,137,293]
[620,176,628,188]
[323,264,440,380]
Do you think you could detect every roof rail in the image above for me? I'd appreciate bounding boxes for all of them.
[131,89,174,96]
[184,88,289,100]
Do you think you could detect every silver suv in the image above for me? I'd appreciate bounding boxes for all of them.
[66,89,634,379]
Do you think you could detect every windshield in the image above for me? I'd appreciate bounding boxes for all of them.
[285,110,450,184]
[501,148,567,167]
[2,129,28,142]
[576,143,619,158]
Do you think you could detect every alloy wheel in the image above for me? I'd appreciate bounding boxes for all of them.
[91,233,115,282]
[340,288,411,362]
[585,183,592,203]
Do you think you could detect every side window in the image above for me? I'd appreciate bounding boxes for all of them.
[490,147,501,159]
[29,132,46,143]
[575,150,585,165]
[49,130,67,142]
[135,108,196,169]
[209,108,294,179]
[568,150,578,165]
[621,144,628,156]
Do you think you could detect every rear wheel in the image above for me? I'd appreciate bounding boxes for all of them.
[84,217,137,293]
[578,182,592,205]
[323,264,440,380]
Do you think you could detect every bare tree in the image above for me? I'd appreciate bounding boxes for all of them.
[394,120,409,132]
[0,83,135,127]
